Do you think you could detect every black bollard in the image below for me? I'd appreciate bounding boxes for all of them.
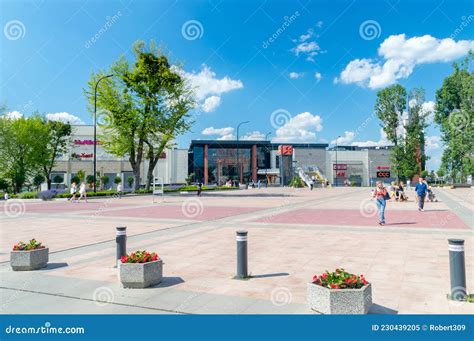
[236,231,248,279]
[448,239,467,301]
[116,226,127,268]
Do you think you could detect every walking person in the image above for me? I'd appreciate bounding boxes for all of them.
[116,182,123,199]
[69,182,77,202]
[415,177,428,211]
[78,182,88,203]
[372,180,389,226]
[197,180,203,197]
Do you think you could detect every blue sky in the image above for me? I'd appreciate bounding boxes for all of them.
[1,0,473,171]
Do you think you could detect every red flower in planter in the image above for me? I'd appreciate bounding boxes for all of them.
[311,268,369,290]
[121,250,159,264]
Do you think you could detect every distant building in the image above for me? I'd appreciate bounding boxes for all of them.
[50,125,188,189]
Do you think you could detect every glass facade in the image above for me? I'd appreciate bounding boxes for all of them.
[189,142,272,184]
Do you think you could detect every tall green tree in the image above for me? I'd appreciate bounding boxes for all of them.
[435,53,474,182]
[0,114,49,193]
[374,84,407,180]
[85,41,195,191]
[38,120,72,189]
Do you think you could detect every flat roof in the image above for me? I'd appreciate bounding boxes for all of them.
[189,140,328,149]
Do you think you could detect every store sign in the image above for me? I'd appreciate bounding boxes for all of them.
[277,145,293,155]
[333,164,347,170]
[336,171,346,177]
[376,166,390,170]
[72,152,94,159]
[376,171,391,178]
[74,139,102,145]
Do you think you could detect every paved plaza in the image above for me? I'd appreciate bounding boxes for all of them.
[0,187,472,314]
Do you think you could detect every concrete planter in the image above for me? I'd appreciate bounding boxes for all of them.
[307,282,372,314]
[119,259,163,288]
[10,248,49,271]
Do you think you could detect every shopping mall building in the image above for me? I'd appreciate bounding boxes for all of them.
[50,125,188,190]
[50,126,394,188]
[188,140,395,186]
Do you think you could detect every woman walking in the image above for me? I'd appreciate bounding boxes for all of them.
[78,182,88,203]
[70,182,77,202]
[372,181,389,225]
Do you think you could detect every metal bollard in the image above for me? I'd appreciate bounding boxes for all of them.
[448,239,467,301]
[236,231,248,279]
[115,226,127,268]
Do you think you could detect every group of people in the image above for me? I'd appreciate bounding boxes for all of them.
[69,182,89,203]
[372,177,433,226]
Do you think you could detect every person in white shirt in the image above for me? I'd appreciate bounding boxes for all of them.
[78,182,88,203]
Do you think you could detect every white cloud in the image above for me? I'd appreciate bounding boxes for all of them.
[316,21,323,28]
[289,72,304,79]
[201,126,235,140]
[241,131,266,140]
[273,112,323,142]
[336,34,474,89]
[46,112,84,124]
[298,28,314,42]
[3,111,23,120]
[314,72,322,82]
[177,65,243,112]
[292,41,320,61]
[348,128,392,147]
[331,131,355,145]
[421,101,436,122]
[201,95,221,113]
[425,135,442,150]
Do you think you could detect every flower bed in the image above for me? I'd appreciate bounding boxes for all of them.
[11,239,49,271]
[119,250,163,288]
[307,269,372,314]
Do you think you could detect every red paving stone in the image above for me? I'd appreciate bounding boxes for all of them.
[15,201,130,214]
[255,208,469,229]
[96,205,262,221]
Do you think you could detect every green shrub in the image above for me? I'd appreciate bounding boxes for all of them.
[289,176,305,188]
[17,191,38,199]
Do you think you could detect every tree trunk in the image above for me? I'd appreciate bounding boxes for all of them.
[47,178,52,190]
[145,157,159,190]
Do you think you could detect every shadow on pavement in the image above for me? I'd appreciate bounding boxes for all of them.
[40,262,69,270]
[369,303,398,314]
[250,272,290,279]
[151,276,185,288]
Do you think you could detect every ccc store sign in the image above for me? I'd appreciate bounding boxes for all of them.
[376,171,391,178]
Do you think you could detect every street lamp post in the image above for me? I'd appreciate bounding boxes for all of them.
[334,136,341,187]
[93,74,113,193]
[264,132,271,186]
[236,121,250,184]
